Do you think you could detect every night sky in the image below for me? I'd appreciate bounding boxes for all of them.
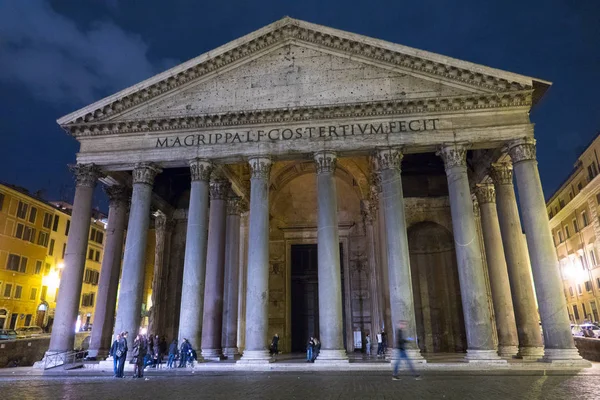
[1,0,599,213]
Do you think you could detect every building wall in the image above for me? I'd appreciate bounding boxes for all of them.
[547,134,600,324]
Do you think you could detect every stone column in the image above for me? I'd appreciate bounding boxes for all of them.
[375,148,424,362]
[474,184,519,357]
[237,211,249,353]
[178,159,212,350]
[436,143,502,362]
[88,185,128,358]
[239,157,272,363]
[507,138,584,363]
[114,163,161,344]
[223,196,242,357]
[201,177,230,360]
[490,162,544,359]
[148,211,172,336]
[165,210,188,342]
[362,199,381,337]
[313,151,348,362]
[47,164,101,354]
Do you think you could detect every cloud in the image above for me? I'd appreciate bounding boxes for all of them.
[0,0,176,105]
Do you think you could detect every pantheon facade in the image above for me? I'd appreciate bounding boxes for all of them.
[46,18,584,364]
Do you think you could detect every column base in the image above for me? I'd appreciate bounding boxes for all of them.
[33,350,68,369]
[541,348,591,366]
[237,350,272,364]
[314,349,349,363]
[86,349,110,360]
[516,346,544,360]
[387,349,427,364]
[223,347,239,357]
[201,348,224,361]
[497,345,519,357]
[464,349,507,363]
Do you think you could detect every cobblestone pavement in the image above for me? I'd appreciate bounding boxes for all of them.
[0,370,598,400]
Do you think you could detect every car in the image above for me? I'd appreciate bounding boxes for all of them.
[14,326,45,338]
[0,329,17,340]
[572,323,600,338]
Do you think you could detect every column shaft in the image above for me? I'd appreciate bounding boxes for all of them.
[48,164,100,353]
[149,211,171,336]
[508,139,583,362]
[475,184,519,357]
[165,214,187,342]
[363,201,381,337]
[376,148,424,361]
[491,162,544,358]
[178,160,212,349]
[239,157,272,363]
[114,163,160,345]
[314,151,348,362]
[223,197,242,356]
[201,178,229,359]
[88,185,128,358]
[437,144,502,362]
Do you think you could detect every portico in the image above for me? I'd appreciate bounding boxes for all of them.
[47,17,586,366]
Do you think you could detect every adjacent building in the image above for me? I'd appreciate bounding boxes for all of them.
[547,133,600,324]
[0,183,107,331]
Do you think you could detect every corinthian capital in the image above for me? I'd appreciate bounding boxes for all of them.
[227,196,243,215]
[507,137,536,164]
[69,164,102,188]
[248,157,272,180]
[210,179,231,200]
[375,147,403,171]
[436,143,470,170]
[132,163,162,185]
[474,184,496,204]
[189,159,213,182]
[314,151,337,174]
[104,185,130,207]
[490,162,513,186]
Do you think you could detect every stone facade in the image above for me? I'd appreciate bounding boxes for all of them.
[44,17,587,366]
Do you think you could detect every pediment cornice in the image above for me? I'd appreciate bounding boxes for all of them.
[58,17,543,130]
[66,90,532,137]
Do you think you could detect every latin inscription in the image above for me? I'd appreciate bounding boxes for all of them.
[155,118,440,148]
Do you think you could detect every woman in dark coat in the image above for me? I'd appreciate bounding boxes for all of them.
[132,334,147,378]
[167,339,178,368]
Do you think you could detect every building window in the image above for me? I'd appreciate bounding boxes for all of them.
[88,248,94,260]
[34,260,42,275]
[580,255,588,270]
[6,254,21,272]
[52,215,59,231]
[585,280,592,292]
[30,287,37,301]
[597,277,600,290]
[62,243,66,258]
[48,239,55,256]
[555,206,559,214]
[0,192,4,211]
[95,231,104,245]
[28,207,37,223]
[23,226,35,243]
[43,213,53,229]
[583,303,589,320]
[590,250,597,267]
[81,293,95,307]
[588,162,599,181]
[558,231,563,243]
[574,219,579,233]
[569,286,574,297]
[16,201,28,219]
[40,286,47,301]
[591,301,599,321]
[14,285,22,299]
[577,284,583,295]
[565,226,571,238]
[65,220,70,236]
[573,305,580,321]
[582,211,589,227]
[15,223,24,239]
[3,284,12,298]
[578,182,583,191]
[560,199,565,208]
[37,231,49,247]
[94,251,100,262]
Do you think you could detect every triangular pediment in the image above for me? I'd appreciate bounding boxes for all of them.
[118,44,475,120]
[59,17,549,133]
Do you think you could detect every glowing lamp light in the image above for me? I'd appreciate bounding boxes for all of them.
[140,327,148,335]
[57,263,65,269]
[42,271,60,290]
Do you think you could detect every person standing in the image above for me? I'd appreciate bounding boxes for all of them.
[376,331,383,356]
[392,320,421,380]
[167,339,178,368]
[109,333,121,377]
[132,333,148,378]
[116,331,128,378]
[270,333,280,357]
[313,337,320,361]
[365,333,371,356]
[306,337,315,363]
[179,338,190,368]
[381,330,388,355]
[153,335,162,368]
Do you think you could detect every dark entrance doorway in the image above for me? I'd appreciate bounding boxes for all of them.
[290,243,346,352]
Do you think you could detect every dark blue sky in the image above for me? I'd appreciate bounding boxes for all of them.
[1,0,599,212]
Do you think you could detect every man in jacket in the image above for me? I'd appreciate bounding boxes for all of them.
[116,331,128,378]
[167,339,178,368]
[179,338,191,368]
[109,333,121,377]
[392,321,421,380]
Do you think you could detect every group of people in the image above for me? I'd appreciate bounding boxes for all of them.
[306,336,321,362]
[109,333,197,378]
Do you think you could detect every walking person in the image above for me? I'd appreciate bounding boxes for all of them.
[392,320,421,380]
[365,333,371,356]
[178,338,190,368]
[116,331,128,378]
[167,339,178,369]
[306,337,315,363]
[109,333,121,377]
[270,333,279,357]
